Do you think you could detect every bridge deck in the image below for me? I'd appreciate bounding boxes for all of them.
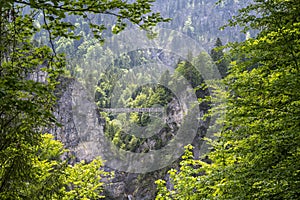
[100,107,164,113]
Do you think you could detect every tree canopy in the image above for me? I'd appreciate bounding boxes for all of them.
[4,0,169,40]
[0,0,168,199]
[156,0,300,199]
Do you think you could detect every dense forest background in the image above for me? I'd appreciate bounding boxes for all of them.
[0,0,299,199]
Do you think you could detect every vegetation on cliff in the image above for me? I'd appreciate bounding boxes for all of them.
[0,0,167,198]
[156,0,300,199]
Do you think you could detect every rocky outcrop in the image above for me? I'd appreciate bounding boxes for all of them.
[51,77,80,149]
[51,77,209,199]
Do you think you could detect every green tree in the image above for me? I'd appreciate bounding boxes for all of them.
[210,37,228,78]
[175,60,203,89]
[0,0,168,198]
[0,6,64,197]
[0,133,111,199]
[156,0,300,199]
[10,0,170,42]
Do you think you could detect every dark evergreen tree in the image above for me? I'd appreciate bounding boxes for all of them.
[210,38,228,78]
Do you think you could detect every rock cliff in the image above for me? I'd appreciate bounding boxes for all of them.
[50,76,210,199]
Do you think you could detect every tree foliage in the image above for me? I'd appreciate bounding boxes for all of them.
[94,50,213,154]
[0,134,111,199]
[210,38,228,78]
[10,0,170,42]
[0,0,167,198]
[0,4,64,196]
[156,0,300,199]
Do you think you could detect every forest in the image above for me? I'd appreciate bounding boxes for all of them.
[0,0,299,199]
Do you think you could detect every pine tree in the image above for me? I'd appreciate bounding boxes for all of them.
[210,38,228,78]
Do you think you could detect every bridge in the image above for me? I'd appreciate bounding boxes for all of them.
[100,107,164,113]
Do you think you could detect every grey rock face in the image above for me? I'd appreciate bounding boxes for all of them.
[50,77,79,149]
[51,78,209,199]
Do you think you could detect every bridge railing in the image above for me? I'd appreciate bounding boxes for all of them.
[100,107,164,113]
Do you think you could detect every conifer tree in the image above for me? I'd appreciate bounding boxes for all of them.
[210,38,228,78]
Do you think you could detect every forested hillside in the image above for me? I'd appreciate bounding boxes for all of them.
[153,0,250,46]
[1,0,299,200]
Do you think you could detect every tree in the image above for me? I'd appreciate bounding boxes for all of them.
[210,38,228,78]
[0,0,168,198]
[0,6,64,196]
[10,0,170,42]
[0,133,111,199]
[156,0,300,199]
